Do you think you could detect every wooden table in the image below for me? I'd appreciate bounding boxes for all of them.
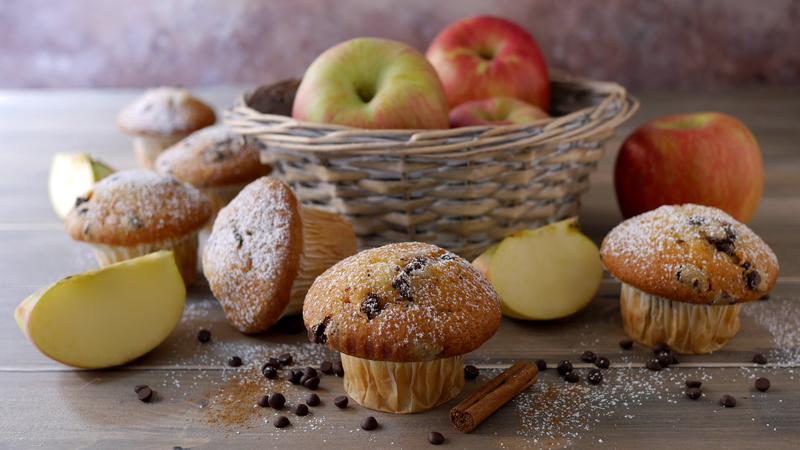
[1,88,798,449]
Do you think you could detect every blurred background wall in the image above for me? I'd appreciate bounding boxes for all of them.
[1,0,798,90]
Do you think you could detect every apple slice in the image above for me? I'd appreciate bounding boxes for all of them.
[15,251,185,369]
[49,152,114,219]
[478,218,602,320]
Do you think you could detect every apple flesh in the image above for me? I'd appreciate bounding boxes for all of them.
[473,218,602,320]
[15,251,185,369]
[449,96,548,127]
[615,112,764,223]
[293,37,449,129]
[49,153,114,220]
[426,16,550,110]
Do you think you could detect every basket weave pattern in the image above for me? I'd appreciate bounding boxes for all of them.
[226,72,638,259]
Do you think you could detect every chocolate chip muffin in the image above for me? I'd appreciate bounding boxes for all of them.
[155,125,270,219]
[117,87,216,169]
[303,242,502,413]
[64,170,212,284]
[601,204,778,354]
[203,177,356,334]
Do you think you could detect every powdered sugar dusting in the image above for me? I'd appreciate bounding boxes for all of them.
[118,87,215,136]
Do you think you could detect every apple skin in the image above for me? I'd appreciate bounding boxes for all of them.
[292,37,449,129]
[449,96,548,127]
[426,16,550,110]
[615,112,764,223]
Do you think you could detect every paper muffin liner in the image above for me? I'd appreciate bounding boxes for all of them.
[279,206,358,318]
[620,283,742,354]
[133,135,186,169]
[89,231,200,285]
[341,354,465,413]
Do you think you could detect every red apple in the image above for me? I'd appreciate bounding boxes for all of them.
[614,112,764,222]
[449,96,548,127]
[292,38,449,129]
[426,16,549,110]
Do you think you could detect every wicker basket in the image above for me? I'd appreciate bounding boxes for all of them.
[225,71,638,259]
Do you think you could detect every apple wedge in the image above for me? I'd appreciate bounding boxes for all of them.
[15,251,185,369]
[475,218,602,320]
[49,152,114,219]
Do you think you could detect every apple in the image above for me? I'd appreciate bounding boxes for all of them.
[426,16,550,110]
[292,37,449,129]
[15,251,185,369]
[49,153,114,220]
[449,96,548,127]
[615,112,764,223]
[473,218,602,320]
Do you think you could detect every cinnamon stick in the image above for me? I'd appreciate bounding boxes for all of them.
[450,362,538,433]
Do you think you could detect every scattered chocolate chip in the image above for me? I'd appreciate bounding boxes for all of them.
[676,264,710,292]
[687,216,705,226]
[333,360,345,377]
[289,369,303,384]
[595,356,610,369]
[257,395,270,407]
[587,369,603,385]
[535,359,547,371]
[77,206,89,215]
[227,356,242,367]
[464,365,479,380]
[646,359,661,371]
[564,372,580,383]
[305,393,321,406]
[686,380,702,389]
[752,353,767,365]
[310,319,329,344]
[686,388,702,400]
[556,360,573,376]
[233,229,244,249]
[196,329,211,343]
[273,415,290,428]
[619,339,634,350]
[360,293,383,320]
[303,367,318,378]
[294,403,309,416]
[440,253,454,261]
[744,270,762,291]
[657,352,673,367]
[129,216,142,229]
[719,395,737,408]
[404,257,427,274]
[755,377,771,392]
[361,416,378,431]
[392,274,413,301]
[653,343,670,354]
[75,196,89,207]
[135,385,153,403]
[278,353,293,366]
[262,358,280,371]
[303,376,320,390]
[334,396,349,408]
[428,431,445,445]
[320,361,333,374]
[670,355,680,365]
[269,393,286,409]
[262,365,278,379]
[581,351,597,363]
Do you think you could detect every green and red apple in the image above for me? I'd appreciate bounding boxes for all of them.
[49,153,114,220]
[615,112,764,222]
[426,16,550,110]
[292,37,449,129]
[449,96,548,127]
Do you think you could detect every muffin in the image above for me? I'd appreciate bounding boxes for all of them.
[155,125,271,219]
[303,242,502,413]
[600,204,778,354]
[64,170,212,284]
[117,87,216,169]
[203,177,357,334]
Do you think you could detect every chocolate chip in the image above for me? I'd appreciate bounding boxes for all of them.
[361,416,378,431]
[686,388,702,400]
[334,396,349,408]
[305,393,321,406]
[233,229,244,249]
[581,351,597,363]
[227,356,242,367]
[333,360,345,377]
[302,367,317,378]
[264,357,281,369]
[619,339,634,350]
[595,356,610,369]
[392,274,413,301]
[564,372,580,383]
[289,369,303,384]
[77,206,88,215]
[687,216,705,226]
[557,360,573,376]
[257,395,270,407]
[310,318,329,344]
[196,329,211,343]
[278,353,293,366]
[755,377,771,392]
[269,392,286,409]
[657,351,673,367]
[135,385,153,403]
[404,257,427,274]
[428,431,445,445]
[360,293,382,320]
[646,359,661,371]
[535,359,547,371]
[129,216,142,229]
[273,415,290,428]
[464,365,479,380]
[262,365,278,379]
[752,353,767,365]
[676,264,710,292]
[303,376,320,390]
[294,403,309,416]
[320,361,333,374]
[440,253,455,261]
[587,369,603,385]
[653,343,670,354]
[75,196,89,207]
[686,380,702,389]
[720,395,737,408]
[744,269,762,291]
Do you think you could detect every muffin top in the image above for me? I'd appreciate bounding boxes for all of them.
[64,170,212,246]
[155,125,270,188]
[601,204,778,305]
[303,242,502,362]
[202,177,303,334]
[117,87,216,137]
